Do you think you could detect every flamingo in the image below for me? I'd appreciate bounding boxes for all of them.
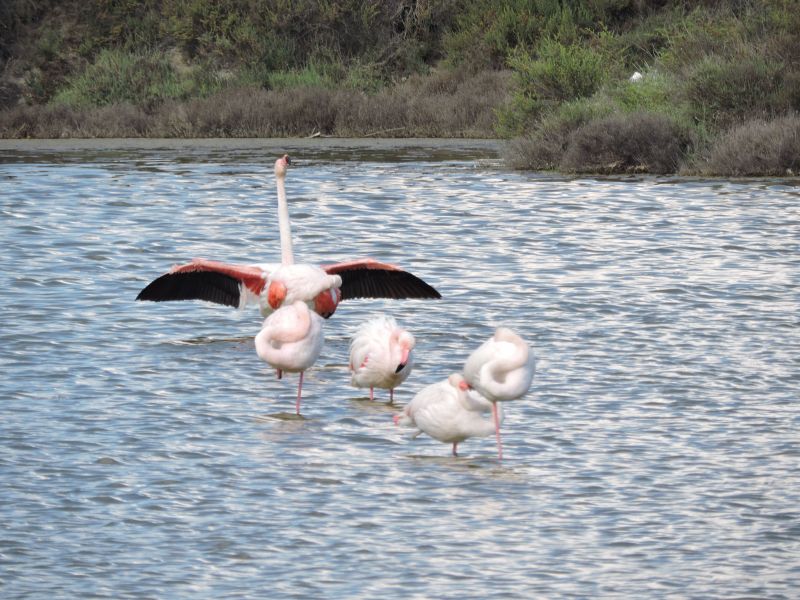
[349,315,415,402]
[255,300,324,415]
[393,373,500,457]
[462,327,535,459]
[136,155,440,319]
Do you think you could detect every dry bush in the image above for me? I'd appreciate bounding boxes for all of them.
[152,87,343,137]
[401,68,510,137]
[0,68,509,138]
[503,128,569,171]
[560,111,692,174]
[333,90,410,136]
[0,105,38,137]
[0,101,150,137]
[503,95,616,170]
[74,103,150,137]
[0,104,79,137]
[696,114,800,176]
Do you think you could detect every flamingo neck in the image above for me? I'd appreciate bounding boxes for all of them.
[276,174,294,265]
[488,340,529,383]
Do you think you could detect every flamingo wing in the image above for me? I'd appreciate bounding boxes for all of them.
[136,259,267,308]
[323,259,441,301]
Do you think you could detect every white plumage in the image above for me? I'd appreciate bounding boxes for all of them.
[394,373,500,456]
[461,327,535,459]
[255,300,324,415]
[349,315,415,402]
[463,327,535,402]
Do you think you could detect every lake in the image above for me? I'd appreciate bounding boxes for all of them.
[1,138,799,598]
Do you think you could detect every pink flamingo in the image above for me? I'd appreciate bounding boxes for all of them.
[463,327,535,459]
[136,155,440,319]
[349,315,415,402]
[394,373,499,457]
[255,300,324,415]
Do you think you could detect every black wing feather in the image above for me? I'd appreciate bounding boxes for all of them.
[136,271,242,308]
[338,269,441,301]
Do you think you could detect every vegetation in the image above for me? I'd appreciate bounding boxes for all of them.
[1,0,799,176]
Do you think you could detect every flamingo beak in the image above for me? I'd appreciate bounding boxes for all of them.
[395,347,410,373]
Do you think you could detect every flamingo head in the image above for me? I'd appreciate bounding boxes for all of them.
[313,286,341,319]
[391,328,415,373]
[274,154,291,177]
[267,280,288,310]
[448,373,470,393]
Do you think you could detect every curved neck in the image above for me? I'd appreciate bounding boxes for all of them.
[276,174,294,265]
[491,334,529,377]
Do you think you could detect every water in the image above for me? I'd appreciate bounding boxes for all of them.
[1,139,799,598]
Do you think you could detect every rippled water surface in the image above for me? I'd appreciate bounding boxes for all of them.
[2,139,799,598]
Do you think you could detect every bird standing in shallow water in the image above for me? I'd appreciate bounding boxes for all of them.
[255,300,324,415]
[136,155,440,321]
[394,373,499,457]
[349,315,415,403]
[463,327,535,459]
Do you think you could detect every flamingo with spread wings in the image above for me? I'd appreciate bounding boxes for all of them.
[136,155,440,318]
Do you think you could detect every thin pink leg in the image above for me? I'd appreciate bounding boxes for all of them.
[369,387,374,401]
[452,442,458,457]
[492,402,503,461]
[296,371,304,415]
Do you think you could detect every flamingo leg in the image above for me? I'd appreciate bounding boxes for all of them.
[369,387,374,402]
[276,368,283,379]
[389,388,394,404]
[296,371,304,415]
[452,442,458,457]
[492,402,503,461]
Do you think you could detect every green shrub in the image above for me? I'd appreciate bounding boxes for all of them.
[685,54,787,130]
[443,0,545,70]
[51,48,223,108]
[613,72,672,112]
[442,0,643,70]
[266,65,335,91]
[498,38,612,135]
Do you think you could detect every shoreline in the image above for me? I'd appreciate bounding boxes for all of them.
[0,137,502,152]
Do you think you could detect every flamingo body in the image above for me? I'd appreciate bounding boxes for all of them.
[136,155,440,319]
[349,315,415,401]
[255,301,324,373]
[394,374,501,455]
[460,327,535,459]
[463,327,535,402]
[255,300,324,414]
